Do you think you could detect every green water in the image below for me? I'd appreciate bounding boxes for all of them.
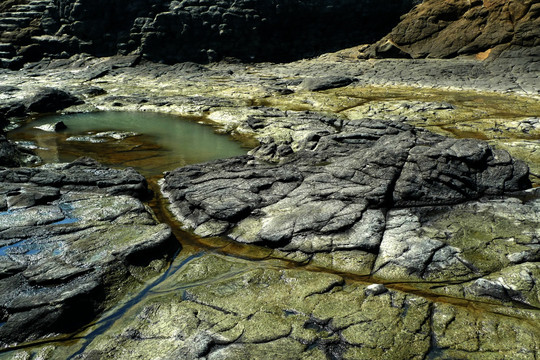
[9,111,248,177]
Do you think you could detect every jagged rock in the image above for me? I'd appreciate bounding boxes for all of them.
[51,0,418,63]
[364,0,540,59]
[0,158,178,346]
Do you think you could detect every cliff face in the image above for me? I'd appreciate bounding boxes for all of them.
[52,0,419,62]
[365,0,540,59]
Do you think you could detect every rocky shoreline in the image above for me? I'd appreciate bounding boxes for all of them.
[0,52,537,358]
[0,0,539,357]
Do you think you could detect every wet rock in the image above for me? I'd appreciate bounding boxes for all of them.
[26,254,539,359]
[25,88,83,114]
[35,121,67,132]
[0,157,178,346]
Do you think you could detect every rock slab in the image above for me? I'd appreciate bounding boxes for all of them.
[0,157,178,346]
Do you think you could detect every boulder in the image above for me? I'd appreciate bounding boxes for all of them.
[25,88,83,113]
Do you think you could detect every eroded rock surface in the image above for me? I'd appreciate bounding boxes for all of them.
[0,157,177,346]
[161,120,530,241]
[23,254,539,360]
[365,0,540,59]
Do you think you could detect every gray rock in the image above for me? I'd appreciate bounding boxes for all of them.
[25,88,83,113]
[0,158,178,346]
[162,120,530,258]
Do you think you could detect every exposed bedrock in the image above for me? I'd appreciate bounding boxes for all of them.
[48,0,420,63]
[0,157,178,346]
[364,0,540,59]
[161,120,534,280]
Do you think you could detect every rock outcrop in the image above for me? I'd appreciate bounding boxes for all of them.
[161,119,530,244]
[364,0,540,59]
[0,157,178,346]
[1,0,420,67]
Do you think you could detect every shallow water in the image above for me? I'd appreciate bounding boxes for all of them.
[8,111,248,177]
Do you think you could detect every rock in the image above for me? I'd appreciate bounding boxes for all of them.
[25,88,83,113]
[35,121,67,132]
[0,135,20,167]
[300,76,356,91]
[19,254,539,359]
[49,0,419,63]
[0,158,178,346]
[364,283,388,296]
[162,120,530,256]
[365,0,540,59]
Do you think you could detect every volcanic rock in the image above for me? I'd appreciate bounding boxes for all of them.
[0,157,178,346]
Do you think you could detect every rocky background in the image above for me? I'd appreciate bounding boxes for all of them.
[2,0,539,69]
[364,0,540,59]
[0,0,420,68]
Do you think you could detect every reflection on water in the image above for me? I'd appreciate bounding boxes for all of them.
[8,111,248,177]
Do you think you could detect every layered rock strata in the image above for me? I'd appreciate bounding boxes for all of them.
[0,157,178,346]
[1,0,420,66]
[365,0,540,59]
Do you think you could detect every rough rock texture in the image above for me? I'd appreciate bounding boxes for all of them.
[161,119,530,243]
[19,254,540,359]
[0,54,538,358]
[0,157,178,346]
[364,0,540,59]
[0,87,82,125]
[0,0,419,65]
[0,0,58,69]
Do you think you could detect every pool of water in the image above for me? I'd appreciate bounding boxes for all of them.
[8,111,248,177]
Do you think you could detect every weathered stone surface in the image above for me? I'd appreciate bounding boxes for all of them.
[50,0,418,63]
[364,0,540,59]
[161,120,530,252]
[0,157,178,346]
[25,87,82,113]
[0,52,538,359]
[15,254,538,360]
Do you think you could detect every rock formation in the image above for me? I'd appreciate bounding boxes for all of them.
[0,158,178,346]
[161,119,531,248]
[364,0,540,59]
[1,0,419,67]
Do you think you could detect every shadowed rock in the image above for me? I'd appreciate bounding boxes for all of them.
[25,88,83,113]
[0,157,178,346]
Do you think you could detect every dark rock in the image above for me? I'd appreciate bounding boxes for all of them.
[161,120,530,251]
[300,76,356,91]
[49,0,418,63]
[24,88,83,113]
[0,158,178,346]
[0,135,20,167]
